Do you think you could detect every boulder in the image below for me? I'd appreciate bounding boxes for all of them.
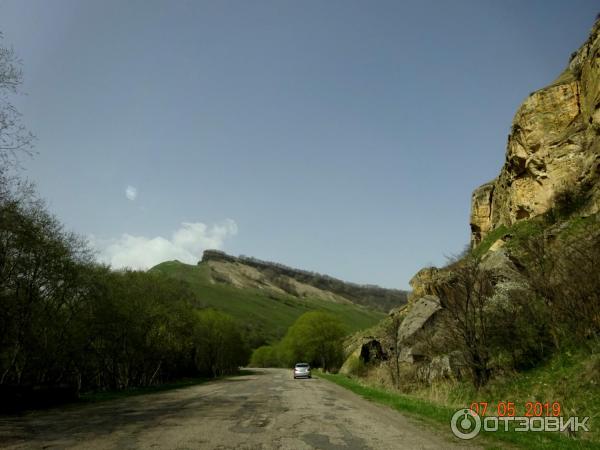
[397,295,442,344]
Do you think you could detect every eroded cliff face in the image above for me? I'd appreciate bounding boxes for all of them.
[470,19,600,246]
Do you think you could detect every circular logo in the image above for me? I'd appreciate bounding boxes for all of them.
[450,408,481,440]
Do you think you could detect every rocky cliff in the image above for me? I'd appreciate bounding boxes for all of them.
[470,19,600,246]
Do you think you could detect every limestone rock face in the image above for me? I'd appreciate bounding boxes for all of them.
[408,267,439,302]
[470,182,495,244]
[470,19,600,246]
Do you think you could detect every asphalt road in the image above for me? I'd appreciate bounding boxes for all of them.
[0,369,478,449]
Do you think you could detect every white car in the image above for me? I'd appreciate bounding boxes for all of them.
[293,363,311,379]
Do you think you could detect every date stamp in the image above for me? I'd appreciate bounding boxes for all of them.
[450,402,590,440]
[468,401,562,417]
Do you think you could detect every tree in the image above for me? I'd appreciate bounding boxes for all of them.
[84,270,199,389]
[250,345,280,367]
[193,309,249,377]
[0,34,35,167]
[279,311,346,371]
[0,190,92,387]
[439,257,496,389]
[384,314,402,389]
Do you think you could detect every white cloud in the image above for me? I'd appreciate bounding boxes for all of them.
[125,185,138,201]
[91,219,238,269]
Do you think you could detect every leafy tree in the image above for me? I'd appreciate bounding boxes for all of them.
[279,311,346,371]
[0,188,92,387]
[82,270,199,389]
[250,345,280,367]
[193,309,249,377]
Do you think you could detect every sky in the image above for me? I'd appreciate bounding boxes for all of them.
[0,0,597,289]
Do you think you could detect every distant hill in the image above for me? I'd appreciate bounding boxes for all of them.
[199,250,408,312]
[149,251,403,345]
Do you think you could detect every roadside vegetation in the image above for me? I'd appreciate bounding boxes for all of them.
[0,182,251,410]
[317,370,599,450]
[250,311,347,371]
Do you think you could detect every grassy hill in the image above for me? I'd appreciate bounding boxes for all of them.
[200,250,408,312]
[150,260,385,345]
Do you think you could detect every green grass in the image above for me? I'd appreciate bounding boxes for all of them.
[505,219,546,250]
[473,211,600,259]
[558,214,599,239]
[473,224,511,258]
[150,260,385,342]
[472,218,548,259]
[317,370,599,449]
[454,347,600,436]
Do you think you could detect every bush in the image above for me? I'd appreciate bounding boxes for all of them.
[546,185,590,223]
[485,283,553,371]
[518,221,600,346]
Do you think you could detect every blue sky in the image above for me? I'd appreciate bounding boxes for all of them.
[0,0,597,288]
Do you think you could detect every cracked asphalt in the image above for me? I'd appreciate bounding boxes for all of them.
[0,368,479,449]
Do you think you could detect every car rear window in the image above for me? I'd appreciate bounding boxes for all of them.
[295,363,309,368]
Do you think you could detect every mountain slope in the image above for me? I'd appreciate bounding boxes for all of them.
[199,250,408,312]
[150,257,387,345]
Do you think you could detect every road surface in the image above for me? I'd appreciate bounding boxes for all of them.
[0,369,478,449]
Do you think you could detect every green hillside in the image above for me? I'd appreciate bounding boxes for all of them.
[150,260,385,345]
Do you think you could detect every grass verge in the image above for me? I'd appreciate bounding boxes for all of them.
[316,371,598,450]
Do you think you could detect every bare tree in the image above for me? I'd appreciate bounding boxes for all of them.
[439,257,496,389]
[384,314,402,389]
[0,33,35,168]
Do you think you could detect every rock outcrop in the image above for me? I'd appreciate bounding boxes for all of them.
[396,295,442,346]
[341,18,600,387]
[408,267,439,301]
[470,19,600,246]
